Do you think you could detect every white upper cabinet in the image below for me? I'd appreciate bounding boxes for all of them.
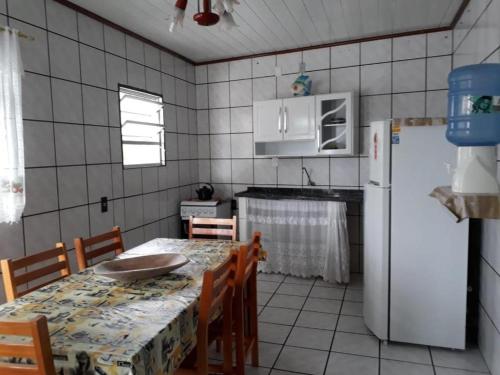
[254,92,357,157]
[253,99,282,142]
[254,96,315,142]
[282,96,315,141]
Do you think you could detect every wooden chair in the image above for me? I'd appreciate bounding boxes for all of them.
[232,232,261,375]
[1,243,71,302]
[74,226,124,271]
[0,316,56,375]
[188,216,237,241]
[175,255,236,375]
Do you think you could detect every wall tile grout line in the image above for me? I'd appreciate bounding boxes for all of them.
[480,255,500,280]
[452,0,494,54]
[74,5,94,245]
[478,301,500,336]
[428,345,437,375]
[41,0,63,256]
[2,14,197,84]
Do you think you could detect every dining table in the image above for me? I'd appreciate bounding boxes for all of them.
[0,238,240,375]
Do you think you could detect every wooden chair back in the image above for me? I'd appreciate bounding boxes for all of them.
[1,243,71,302]
[234,231,261,290]
[195,255,236,375]
[188,216,237,241]
[74,226,124,271]
[0,316,56,375]
[232,232,261,374]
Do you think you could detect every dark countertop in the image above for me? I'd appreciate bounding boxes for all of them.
[235,187,363,202]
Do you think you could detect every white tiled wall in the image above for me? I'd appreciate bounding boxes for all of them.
[454,1,500,374]
[195,30,453,274]
[0,0,198,302]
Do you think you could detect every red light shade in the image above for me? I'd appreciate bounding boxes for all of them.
[193,0,219,26]
[175,0,188,10]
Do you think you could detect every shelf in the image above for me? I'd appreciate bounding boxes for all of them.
[430,186,500,221]
[320,102,346,120]
[322,123,346,127]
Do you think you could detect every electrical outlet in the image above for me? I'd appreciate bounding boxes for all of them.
[100,197,108,213]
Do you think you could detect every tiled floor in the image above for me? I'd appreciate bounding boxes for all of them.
[215,273,491,375]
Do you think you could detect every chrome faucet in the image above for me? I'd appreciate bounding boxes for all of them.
[302,167,316,186]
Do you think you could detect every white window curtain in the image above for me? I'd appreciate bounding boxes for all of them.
[246,198,350,283]
[0,27,25,224]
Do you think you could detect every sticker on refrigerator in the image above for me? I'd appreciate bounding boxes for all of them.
[391,119,401,144]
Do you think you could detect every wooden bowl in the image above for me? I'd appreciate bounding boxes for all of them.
[93,254,190,281]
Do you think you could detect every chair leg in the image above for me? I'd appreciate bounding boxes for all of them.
[223,296,234,375]
[249,283,259,366]
[234,294,246,375]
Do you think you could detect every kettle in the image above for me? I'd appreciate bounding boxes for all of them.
[196,183,214,201]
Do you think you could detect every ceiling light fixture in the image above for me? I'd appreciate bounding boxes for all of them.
[169,0,239,32]
[193,0,219,26]
[169,0,187,32]
[219,10,237,31]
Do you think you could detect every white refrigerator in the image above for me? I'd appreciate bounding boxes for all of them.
[363,121,469,349]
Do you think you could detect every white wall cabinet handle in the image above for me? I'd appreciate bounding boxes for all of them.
[284,107,288,133]
[278,107,282,133]
[317,127,321,152]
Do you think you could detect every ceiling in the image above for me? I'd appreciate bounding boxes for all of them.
[68,0,464,63]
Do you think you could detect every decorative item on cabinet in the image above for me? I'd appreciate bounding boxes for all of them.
[291,62,312,97]
[291,74,312,96]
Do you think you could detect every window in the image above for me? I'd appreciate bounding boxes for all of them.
[119,87,165,167]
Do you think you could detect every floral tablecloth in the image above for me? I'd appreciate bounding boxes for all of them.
[0,238,239,375]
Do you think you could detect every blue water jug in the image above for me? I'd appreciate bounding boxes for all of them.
[447,64,500,146]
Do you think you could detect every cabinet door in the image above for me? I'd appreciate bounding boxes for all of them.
[282,96,315,140]
[253,100,283,142]
[316,93,355,155]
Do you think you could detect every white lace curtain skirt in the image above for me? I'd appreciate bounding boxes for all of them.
[246,198,350,283]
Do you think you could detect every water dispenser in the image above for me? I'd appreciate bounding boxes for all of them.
[447,64,500,194]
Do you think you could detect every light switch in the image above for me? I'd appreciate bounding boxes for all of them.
[101,197,108,213]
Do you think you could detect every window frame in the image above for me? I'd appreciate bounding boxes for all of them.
[118,85,166,169]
